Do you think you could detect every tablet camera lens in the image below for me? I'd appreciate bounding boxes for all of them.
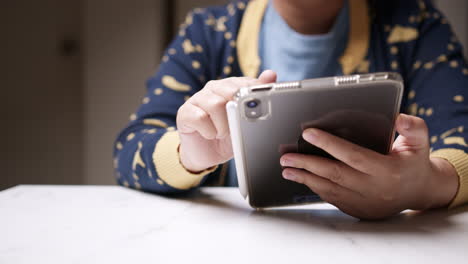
[244,99,264,119]
[246,100,259,108]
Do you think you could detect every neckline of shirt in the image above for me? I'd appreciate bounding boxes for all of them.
[265,0,349,46]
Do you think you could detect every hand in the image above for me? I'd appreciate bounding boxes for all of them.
[281,114,459,220]
[177,70,277,172]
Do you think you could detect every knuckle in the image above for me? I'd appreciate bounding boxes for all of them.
[176,104,184,116]
[330,163,343,184]
[413,117,428,131]
[205,80,217,88]
[176,104,188,122]
[205,80,222,93]
[323,184,340,201]
[389,168,403,185]
[420,122,429,135]
[189,92,205,105]
[412,116,425,124]
[207,96,226,110]
[193,109,209,123]
[229,79,249,90]
[378,170,402,202]
[348,150,364,167]
[225,77,238,83]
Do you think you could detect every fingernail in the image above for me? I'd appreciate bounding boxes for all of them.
[303,129,318,143]
[280,158,292,167]
[282,170,296,181]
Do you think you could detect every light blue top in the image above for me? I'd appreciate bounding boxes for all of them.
[260,0,349,81]
[226,1,350,186]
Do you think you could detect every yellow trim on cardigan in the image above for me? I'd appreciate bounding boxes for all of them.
[236,0,370,77]
[237,0,268,78]
[339,0,370,75]
[431,148,468,208]
[153,131,217,190]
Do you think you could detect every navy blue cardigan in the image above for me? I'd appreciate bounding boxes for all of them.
[114,0,468,207]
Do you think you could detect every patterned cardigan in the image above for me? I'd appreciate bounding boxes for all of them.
[113,0,468,207]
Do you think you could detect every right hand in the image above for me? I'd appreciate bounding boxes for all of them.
[177,70,277,172]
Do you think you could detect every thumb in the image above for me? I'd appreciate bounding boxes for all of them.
[393,114,430,152]
[258,70,277,84]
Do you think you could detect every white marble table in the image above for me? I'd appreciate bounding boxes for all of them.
[1,185,468,264]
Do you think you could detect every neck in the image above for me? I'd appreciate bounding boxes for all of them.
[272,0,345,35]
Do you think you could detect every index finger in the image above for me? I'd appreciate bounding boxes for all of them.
[302,128,389,175]
[206,77,260,100]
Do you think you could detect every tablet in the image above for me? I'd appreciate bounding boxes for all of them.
[226,72,404,209]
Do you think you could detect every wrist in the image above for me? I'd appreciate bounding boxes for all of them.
[425,157,459,209]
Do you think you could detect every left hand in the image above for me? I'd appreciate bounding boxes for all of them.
[280,114,459,220]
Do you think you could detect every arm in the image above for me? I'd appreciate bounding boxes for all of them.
[403,0,468,208]
[113,4,272,193]
[113,10,220,193]
[280,0,467,219]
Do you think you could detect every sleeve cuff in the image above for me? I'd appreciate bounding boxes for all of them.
[152,131,217,190]
[431,148,468,208]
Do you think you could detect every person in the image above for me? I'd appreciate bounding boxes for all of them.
[113,0,468,219]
